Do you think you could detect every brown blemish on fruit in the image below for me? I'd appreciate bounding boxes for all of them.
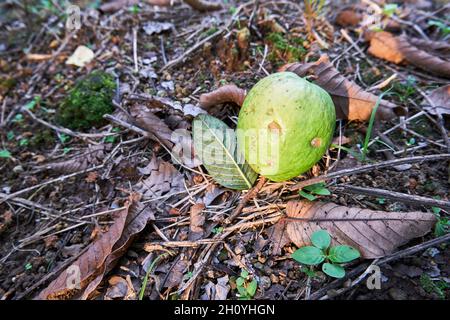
[268,121,282,133]
[311,137,322,148]
[266,108,274,116]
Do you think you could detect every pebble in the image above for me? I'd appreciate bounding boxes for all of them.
[13,165,24,173]
[259,276,271,290]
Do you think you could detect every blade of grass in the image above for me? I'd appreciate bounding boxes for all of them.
[361,88,393,162]
[138,253,170,300]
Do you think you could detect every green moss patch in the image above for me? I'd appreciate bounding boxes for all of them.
[57,70,115,131]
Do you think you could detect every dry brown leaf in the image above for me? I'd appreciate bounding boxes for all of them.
[189,203,206,241]
[37,195,135,300]
[104,276,135,300]
[134,156,184,198]
[408,37,450,57]
[81,200,156,299]
[38,194,155,300]
[85,171,99,183]
[165,256,189,288]
[281,55,404,121]
[0,211,13,235]
[335,9,362,27]
[130,104,174,148]
[283,200,436,259]
[423,84,450,116]
[39,145,105,173]
[184,0,221,11]
[266,219,291,255]
[199,84,246,109]
[367,31,405,64]
[368,32,450,78]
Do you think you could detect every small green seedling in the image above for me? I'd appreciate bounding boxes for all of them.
[235,269,258,300]
[19,138,29,147]
[299,182,331,201]
[420,274,448,300]
[292,230,360,278]
[212,226,224,235]
[7,131,15,141]
[376,197,386,205]
[428,20,450,36]
[431,206,449,237]
[0,150,11,158]
[382,4,398,17]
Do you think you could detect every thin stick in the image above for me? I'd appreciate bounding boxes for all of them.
[334,185,450,210]
[132,27,139,73]
[224,176,267,224]
[0,165,103,204]
[290,154,450,191]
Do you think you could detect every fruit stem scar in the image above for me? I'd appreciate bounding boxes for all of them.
[268,121,282,133]
[311,137,322,148]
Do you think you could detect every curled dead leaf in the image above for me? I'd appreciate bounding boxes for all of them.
[423,84,450,116]
[184,0,221,11]
[130,104,174,148]
[38,145,105,173]
[283,200,436,259]
[38,194,155,300]
[134,156,184,198]
[189,203,206,241]
[368,32,450,78]
[281,55,405,121]
[199,84,246,109]
[335,9,362,27]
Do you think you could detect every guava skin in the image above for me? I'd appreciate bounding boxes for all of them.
[237,72,336,182]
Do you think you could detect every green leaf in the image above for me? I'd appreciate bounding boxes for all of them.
[300,266,317,278]
[313,187,331,196]
[303,182,325,192]
[0,150,11,158]
[383,4,398,17]
[7,131,15,141]
[24,96,41,110]
[428,20,450,36]
[304,183,331,196]
[322,263,345,278]
[328,245,360,263]
[299,190,316,201]
[246,279,257,297]
[193,114,257,190]
[237,285,247,297]
[236,277,245,287]
[19,138,29,146]
[240,269,249,279]
[311,230,331,250]
[434,219,449,237]
[432,207,441,215]
[291,246,325,265]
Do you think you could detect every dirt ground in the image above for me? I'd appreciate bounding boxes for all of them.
[0,0,449,300]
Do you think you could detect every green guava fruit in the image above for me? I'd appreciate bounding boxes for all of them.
[237,72,336,182]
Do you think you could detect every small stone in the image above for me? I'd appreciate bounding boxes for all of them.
[388,288,408,300]
[13,165,24,173]
[234,243,245,255]
[259,276,271,290]
[254,262,264,270]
